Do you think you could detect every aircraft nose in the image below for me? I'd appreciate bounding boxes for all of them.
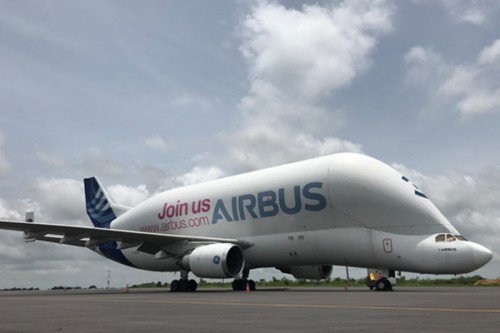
[470,242,493,268]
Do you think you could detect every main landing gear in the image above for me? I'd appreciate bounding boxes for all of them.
[170,270,198,292]
[169,269,257,292]
[232,268,256,291]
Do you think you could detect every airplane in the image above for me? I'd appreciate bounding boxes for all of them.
[0,153,493,292]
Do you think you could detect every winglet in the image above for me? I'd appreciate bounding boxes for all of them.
[23,211,36,242]
[25,211,35,223]
[84,177,116,229]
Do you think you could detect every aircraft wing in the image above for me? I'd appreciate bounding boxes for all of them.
[0,220,252,257]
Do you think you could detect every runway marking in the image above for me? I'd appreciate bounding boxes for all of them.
[3,293,499,314]
[77,296,500,314]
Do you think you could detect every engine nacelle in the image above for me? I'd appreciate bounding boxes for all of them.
[278,265,333,280]
[182,243,244,278]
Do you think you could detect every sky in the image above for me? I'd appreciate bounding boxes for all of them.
[1,0,499,289]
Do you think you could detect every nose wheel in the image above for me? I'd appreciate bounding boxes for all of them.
[375,278,392,291]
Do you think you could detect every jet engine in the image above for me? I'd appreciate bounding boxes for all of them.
[278,265,333,280]
[182,243,244,278]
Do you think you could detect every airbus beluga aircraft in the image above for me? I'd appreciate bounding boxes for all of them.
[0,153,493,292]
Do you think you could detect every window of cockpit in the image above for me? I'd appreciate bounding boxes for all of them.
[446,234,457,242]
[435,234,445,242]
[455,235,468,241]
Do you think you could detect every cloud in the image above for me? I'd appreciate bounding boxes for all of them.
[82,147,127,178]
[34,146,129,180]
[437,0,500,25]
[175,166,225,186]
[148,165,225,193]
[404,46,446,85]
[240,0,395,100]
[28,177,150,219]
[0,133,13,175]
[223,0,393,170]
[107,184,150,207]
[225,120,362,171]
[169,92,215,110]
[404,39,500,117]
[143,135,174,151]
[32,178,86,223]
[35,150,67,169]
[454,88,500,116]
[0,199,23,220]
[477,39,500,66]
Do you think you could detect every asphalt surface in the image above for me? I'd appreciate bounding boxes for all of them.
[0,287,499,332]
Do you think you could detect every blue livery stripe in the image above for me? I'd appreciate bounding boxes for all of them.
[414,189,428,199]
[84,177,116,228]
[98,241,136,268]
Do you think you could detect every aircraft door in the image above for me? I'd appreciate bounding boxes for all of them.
[383,238,393,253]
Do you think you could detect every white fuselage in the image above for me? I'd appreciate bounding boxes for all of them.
[108,153,492,275]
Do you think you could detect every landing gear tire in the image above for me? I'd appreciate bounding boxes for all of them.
[170,280,180,292]
[188,279,198,292]
[232,279,242,291]
[170,279,198,292]
[232,268,256,292]
[248,279,256,291]
[232,279,256,291]
[179,279,188,292]
[375,278,392,291]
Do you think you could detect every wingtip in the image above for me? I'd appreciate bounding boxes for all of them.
[25,211,35,223]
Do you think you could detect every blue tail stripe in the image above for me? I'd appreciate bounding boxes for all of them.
[84,177,116,228]
[84,178,134,267]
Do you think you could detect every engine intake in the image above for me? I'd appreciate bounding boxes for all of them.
[278,265,333,280]
[182,243,244,278]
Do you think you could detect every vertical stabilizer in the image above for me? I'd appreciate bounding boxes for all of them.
[84,177,116,228]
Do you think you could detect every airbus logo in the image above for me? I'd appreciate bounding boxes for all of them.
[211,182,327,224]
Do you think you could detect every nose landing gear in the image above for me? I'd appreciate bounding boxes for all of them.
[375,278,393,291]
[366,269,396,291]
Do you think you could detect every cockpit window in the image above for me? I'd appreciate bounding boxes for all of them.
[435,234,446,242]
[435,234,467,242]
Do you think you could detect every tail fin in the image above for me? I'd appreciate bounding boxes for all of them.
[84,177,117,228]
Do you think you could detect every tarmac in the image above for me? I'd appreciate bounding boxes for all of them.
[0,287,499,332]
